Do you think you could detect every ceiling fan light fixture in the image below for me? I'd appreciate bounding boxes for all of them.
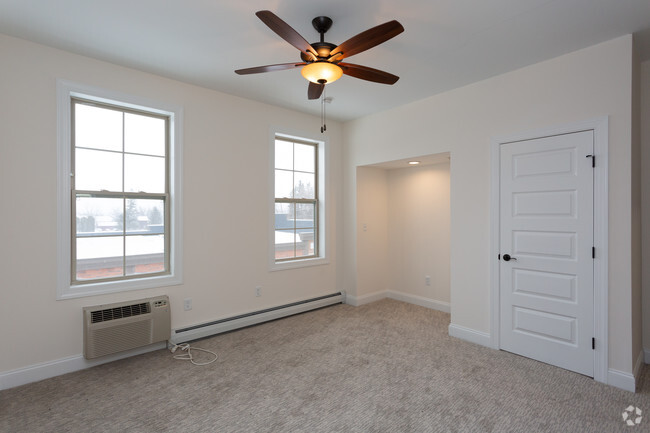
[301,61,343,84]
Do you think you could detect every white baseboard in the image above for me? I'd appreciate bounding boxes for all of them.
[605,349,643,392]
[607,368,636,393]
[448,323,492,348]
[644,348,650,364]
[386,291,450,313]
[629,349,645,392]
[346,290,451,314]
[345,290,388,306]
[0,342,166,391]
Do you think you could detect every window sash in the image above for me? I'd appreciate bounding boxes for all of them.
[274,204,318,261]
[71,191,171,284]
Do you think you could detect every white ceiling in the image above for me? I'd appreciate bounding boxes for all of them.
[1,0,650,122]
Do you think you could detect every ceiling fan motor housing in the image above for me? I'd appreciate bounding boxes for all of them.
[301,42,337,61]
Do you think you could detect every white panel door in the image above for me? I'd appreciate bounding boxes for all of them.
[499,131,594,377]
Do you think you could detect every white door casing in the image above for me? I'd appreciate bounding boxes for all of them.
[499,131,594,376]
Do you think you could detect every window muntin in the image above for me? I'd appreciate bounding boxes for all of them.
[71,99,170,284]
[274,138,318,261]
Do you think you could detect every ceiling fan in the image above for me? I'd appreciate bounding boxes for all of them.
[235,10,404,100]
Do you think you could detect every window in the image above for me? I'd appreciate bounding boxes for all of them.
[273,134,326,268]
[72,99,169,282]
[58,81,182,299]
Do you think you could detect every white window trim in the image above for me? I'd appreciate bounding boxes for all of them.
[269,129,329,271]
[56,80,183,299]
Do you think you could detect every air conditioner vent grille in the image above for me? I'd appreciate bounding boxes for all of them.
[90,302,151,324]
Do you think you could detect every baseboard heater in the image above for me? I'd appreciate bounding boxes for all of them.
[170,291,345,345]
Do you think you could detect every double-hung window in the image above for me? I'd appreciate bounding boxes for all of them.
[58,81,182,299]
[72,99,168,281]
[274,136,320,262]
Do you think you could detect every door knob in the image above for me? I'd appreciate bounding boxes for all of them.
[503,254,517,261]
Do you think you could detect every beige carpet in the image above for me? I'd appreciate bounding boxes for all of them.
[1,299,649,432]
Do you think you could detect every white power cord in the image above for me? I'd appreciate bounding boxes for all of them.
[169,343,218,366]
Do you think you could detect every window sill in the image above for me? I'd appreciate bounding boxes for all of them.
[57,273,182,300]
[270,257,329,272]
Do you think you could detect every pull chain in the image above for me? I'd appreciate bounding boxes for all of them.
[320,86,327,133]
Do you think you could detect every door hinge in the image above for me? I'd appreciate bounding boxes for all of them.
[592,247,595,259]
[586,154,595,167]
[592,338,595,350]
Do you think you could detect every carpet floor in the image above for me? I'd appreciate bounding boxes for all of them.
[1,299,649,432]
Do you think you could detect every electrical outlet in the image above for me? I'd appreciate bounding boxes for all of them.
[183,298,192,311]
[425,276,431,286]
[255,286,262,297]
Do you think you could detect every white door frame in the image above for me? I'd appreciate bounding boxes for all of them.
[489,117,608,385]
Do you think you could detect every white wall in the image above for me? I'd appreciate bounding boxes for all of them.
[387,162,450,304]
[0,34,343,375]
[355,167,389,298]
[342,35,636,374]
[631,42,643,370]
[641,60,650,359]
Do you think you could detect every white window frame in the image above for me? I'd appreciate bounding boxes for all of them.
[270,129,328,271]
[57,80,183,299]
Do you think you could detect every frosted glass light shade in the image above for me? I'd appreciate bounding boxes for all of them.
[301,62,343,84]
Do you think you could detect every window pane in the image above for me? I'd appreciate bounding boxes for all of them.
[275,230,295,260]
[125,235,165,276]
[275,202,293,230]
[295,203,315,227]
[294,143,315,173]
[76,236,124,280]
[275,140,293,170]
[75,103,123,151]
[125,198,165,234]
[76,196,123,235]
[296,229,315,257]
[294,172,315,199]
[124,154,165,193]
[275,169,293,199]
[125,113,165,156]
[75,148,122,191]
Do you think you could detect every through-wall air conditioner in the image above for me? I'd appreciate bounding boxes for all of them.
[83,295,170,359]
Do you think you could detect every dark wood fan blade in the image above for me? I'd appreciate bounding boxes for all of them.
[235,62,306,75]
[339,63,399,84]
[256,10,318,59]
[330,20,404,60]
[308,82,325,100]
